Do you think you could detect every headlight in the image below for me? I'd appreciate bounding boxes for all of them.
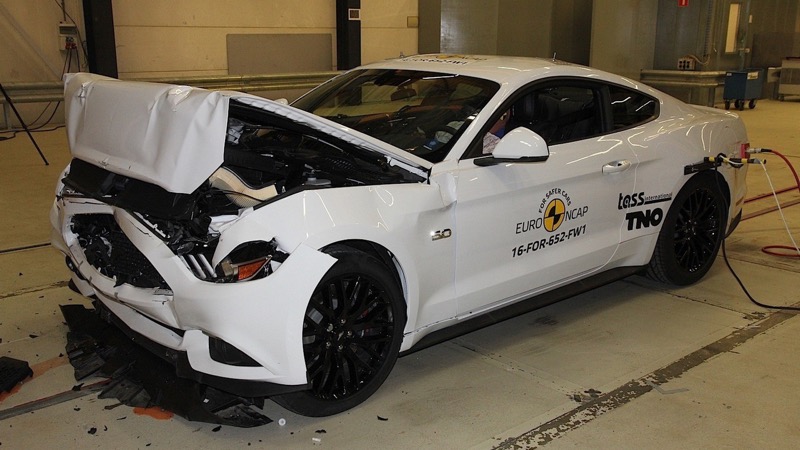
[215,240,286,283]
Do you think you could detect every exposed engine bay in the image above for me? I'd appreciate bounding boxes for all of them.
[61,99,423,287]
[218,100,424,206]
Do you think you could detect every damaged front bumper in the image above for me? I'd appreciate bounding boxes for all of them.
[51,195,335,396]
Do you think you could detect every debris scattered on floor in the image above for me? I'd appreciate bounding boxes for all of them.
[315,429,327,434]
[60,304,272,428]
[132,406,173,421]
[0,356,33,392]
[212,425,222,432]
[278,418,286,426]
[645,380,689,395]
[584,388,602,398]
[87,427,97,435]
[377,415,388,421]
[570,389,602,403]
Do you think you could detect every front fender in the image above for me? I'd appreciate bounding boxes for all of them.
[235,184,458,347]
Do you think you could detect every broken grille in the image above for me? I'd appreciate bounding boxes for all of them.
[71,214,170,289]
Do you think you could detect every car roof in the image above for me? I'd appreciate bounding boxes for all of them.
[358,54,623,86]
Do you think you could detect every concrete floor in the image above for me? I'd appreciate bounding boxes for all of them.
[1,98,798,449]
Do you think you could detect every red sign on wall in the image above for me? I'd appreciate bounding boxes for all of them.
[678,0,688,6]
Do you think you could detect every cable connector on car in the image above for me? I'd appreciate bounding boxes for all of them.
[704,156,764,166]
[684,153,764,174]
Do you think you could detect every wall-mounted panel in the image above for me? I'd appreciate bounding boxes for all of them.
[227,34,333,75]
[112,0,335,28]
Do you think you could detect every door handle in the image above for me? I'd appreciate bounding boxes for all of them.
[602,160,632,174]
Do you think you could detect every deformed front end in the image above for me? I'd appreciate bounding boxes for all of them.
[51,73,425,396]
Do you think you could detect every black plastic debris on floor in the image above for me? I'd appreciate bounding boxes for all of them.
[0,356,33,392]
[60,304,271,428]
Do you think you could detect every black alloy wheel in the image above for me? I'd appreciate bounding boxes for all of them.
[647,174,727,285]
[272,246,405,417]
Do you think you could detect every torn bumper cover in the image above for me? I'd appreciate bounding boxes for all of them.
[61,303,272,427]
[51,197,335,397]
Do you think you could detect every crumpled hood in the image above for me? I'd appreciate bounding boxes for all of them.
[63,73,429,194]
[64,73,229,194]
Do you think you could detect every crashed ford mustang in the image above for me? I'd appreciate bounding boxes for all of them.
[51,55,748,417]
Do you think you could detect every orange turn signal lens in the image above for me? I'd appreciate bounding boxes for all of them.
[236,259,268,281]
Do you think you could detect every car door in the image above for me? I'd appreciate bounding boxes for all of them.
[452,81,638,316]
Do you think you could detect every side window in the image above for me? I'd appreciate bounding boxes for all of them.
[513,86,602,146]
[464,83,605,159]
[608,85,658,130]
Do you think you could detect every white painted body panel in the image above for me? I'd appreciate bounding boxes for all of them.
[52,55,748,387]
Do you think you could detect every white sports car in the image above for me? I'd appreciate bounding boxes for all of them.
[51,55,749,417]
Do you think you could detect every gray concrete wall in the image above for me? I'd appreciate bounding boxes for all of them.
[428,0,590,63]
[589,0,657,80]
[651,0,800,73]
[440,0,499,54]
[418,0,442,53]
[652,0,709,71]
[750,0,800,68]
[497,0,553,58]
[551,0,592,65]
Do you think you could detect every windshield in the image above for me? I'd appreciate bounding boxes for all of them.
[293,69,500,163]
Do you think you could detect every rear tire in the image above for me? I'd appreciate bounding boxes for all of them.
[272,246,405,416]
[646,175,727,285]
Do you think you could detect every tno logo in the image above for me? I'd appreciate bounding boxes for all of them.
[625,208,663,230]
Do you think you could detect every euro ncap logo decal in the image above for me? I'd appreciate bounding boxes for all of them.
[543,198,566,232]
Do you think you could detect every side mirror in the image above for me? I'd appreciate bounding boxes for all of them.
[474,127,550,166]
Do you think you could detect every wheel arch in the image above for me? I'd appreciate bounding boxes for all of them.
[319,239,416,333]
[320,239,406,293]
[710,170,731,205]
[688,169,732,221]
[646,170,729,285]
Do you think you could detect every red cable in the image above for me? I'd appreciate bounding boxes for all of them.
[744,186,795,203]
[762,245,800,258]
[767,149,800,195]
[752,149,800,258]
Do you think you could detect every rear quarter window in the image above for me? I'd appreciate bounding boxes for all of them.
[609,86,658,130]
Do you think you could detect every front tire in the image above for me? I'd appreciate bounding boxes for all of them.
[272,246,406,416]
[646,174,728,285]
